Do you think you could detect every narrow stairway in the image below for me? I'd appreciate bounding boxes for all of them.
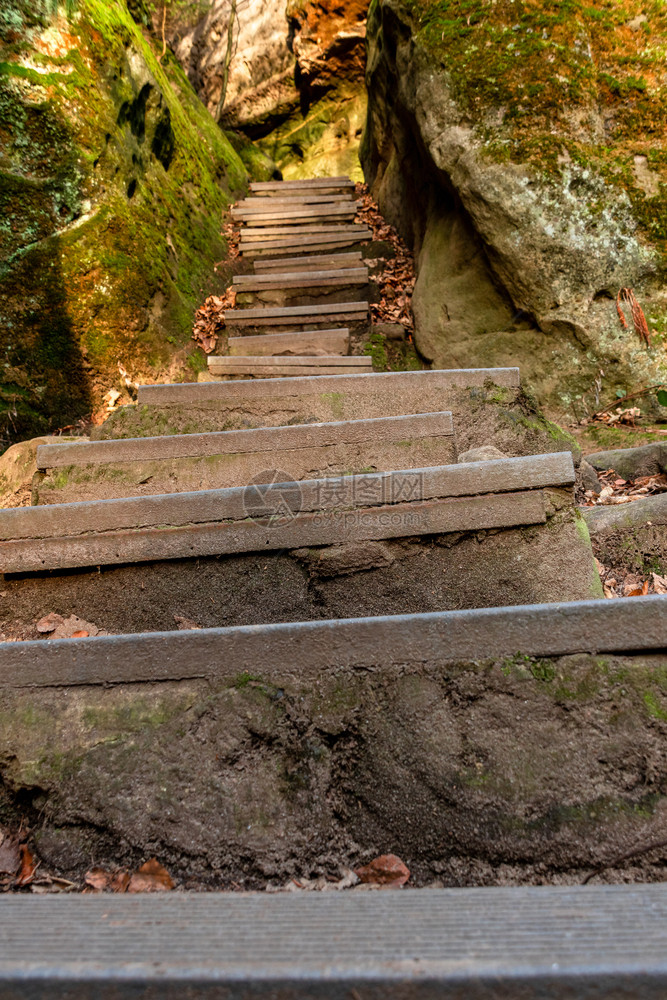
[0,175,666,994]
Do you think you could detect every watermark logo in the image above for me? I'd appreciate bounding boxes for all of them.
[242,470,304,526]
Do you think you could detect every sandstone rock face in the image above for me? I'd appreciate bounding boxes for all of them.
[174,0,294,133]
[1,0,246,447]
[173,0,368,179]
[362,0,667,418]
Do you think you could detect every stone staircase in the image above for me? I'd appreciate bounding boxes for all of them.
[1,175,666,991]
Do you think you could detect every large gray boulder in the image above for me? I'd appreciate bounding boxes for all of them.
[361,0,667,419]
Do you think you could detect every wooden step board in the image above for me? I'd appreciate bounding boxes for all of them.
[5,594,665,686]
[235,194,356,210]
[4,869,667,999]
[233,204,359,225]
[227,329,350,356]
[111,368,520,438]
[244,237,371,257]
[34,412,455,503]
[240,224,370,242]
[254,252,363,272]
[250,177,354,195]
[224,301,369,328]
[240,231,373,254]
[207,356,373,377]
[0,453,575,574]
[233,268,368,292]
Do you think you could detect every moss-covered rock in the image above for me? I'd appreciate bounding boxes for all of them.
[0,0,247,448]
[363,0,667,420]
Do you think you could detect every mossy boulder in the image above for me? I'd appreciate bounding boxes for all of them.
[0,0,247,449]
[362,0,667,420]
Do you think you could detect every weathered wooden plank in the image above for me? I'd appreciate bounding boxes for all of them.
[0,491,548,573]
[240,224,369,241]
[207,365,374,378]
[245,239,369,257]
[241,233,373,254]
[240,215,357,229]
[254,252,363,272]
[232,268,368,292]
[235,194,356,209]
[233,203,358,221]
[6,887,667,998]
[250,177,353,192]
[1,599,664,684]
[224,302,369,327]
[2,454,573,541]
[227,329,350,356]
[209,355,371,368]
[36,413,452,470]
[140,367,521,406]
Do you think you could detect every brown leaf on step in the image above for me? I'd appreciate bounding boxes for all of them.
[36,612,64,633]
[15,844,37,887]
[127,859,174,893]
[111,870,131,893]
[0,831,20,876]
[85,867,131,893]
[355,854,410,887]
[174,615,201,631]
[85,868,113,891]
[36,614,108,640]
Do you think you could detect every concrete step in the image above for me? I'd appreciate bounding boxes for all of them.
[207,356,374,378]
[34,412,456,504]
[232,268,369,292]
[254,251,363,272]
[4,887,666,998]
[227,328,350,356]
[224,301,370,329]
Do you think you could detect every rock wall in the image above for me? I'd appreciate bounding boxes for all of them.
[0,0,246,448]
[172,0,368,180]
[362,0,667,419]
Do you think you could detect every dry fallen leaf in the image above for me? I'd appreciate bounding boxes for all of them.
[35,614,107,640]
[36,612,64,634]
[652,573,667,594]
[173,615,201,631]
[354,854,410,887]
[15,844,37,887]
[0,831,20,876]
[127,859,174,893]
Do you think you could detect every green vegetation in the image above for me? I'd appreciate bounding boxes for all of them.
[0,0,247,446]
[400,0,667,252]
